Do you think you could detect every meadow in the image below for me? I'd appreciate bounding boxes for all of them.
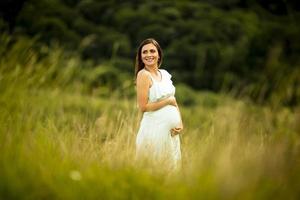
[0,37,300,199]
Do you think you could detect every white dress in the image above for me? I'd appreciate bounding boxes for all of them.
[136,69,181,171]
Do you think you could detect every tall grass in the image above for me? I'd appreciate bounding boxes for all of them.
[1,36,300,199]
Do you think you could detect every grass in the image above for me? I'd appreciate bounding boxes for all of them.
[0,36,300,199]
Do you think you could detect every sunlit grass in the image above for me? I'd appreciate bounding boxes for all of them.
[0,36,299,199]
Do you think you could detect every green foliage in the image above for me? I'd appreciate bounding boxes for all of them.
[72,17,98,36]
[175,83,198,106]
[0,19,8,33]
[1,0,300,106]
[1,36,300,199]
[35,17,80,47]
[0,34,133,98]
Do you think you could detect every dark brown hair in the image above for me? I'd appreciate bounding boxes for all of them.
[134,38,163,79]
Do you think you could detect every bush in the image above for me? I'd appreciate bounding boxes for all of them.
[175,83,197,106]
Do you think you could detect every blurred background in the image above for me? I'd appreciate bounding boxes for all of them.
[1,0,299,106]
[1,1,300,199]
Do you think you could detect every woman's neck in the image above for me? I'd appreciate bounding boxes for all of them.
[144,65,158,74]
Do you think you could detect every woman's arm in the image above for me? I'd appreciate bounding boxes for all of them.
[176,101,183,127]
[136,71,176,112]
[171,98,184,136]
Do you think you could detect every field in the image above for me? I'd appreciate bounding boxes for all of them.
[0,38,300,199]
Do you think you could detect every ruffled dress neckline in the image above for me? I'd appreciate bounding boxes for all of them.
[148,69,163,83]
[147,69,175,103]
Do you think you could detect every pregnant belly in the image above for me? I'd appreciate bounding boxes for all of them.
[153,105,181,129]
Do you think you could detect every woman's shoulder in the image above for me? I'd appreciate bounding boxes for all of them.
[159,68,172,79]
[137,69,150,78]
[137,69,152,82]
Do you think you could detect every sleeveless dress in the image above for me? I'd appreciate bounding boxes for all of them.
[136,69,181,171]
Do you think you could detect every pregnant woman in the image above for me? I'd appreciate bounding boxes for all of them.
[135,38,183,171]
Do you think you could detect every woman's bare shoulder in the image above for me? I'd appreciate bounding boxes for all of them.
[137,69,152,87]
[137,69,150,79]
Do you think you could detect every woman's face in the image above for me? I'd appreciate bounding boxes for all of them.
[141,43,160,67]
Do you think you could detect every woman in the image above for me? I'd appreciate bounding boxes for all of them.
[135,38,183,171]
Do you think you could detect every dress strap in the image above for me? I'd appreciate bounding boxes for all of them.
[148,69,163,82]
[146,72,154,86]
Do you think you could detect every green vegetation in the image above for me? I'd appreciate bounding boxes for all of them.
[1,0,300,198]
[1,0,299,105]
[1,35,300,199]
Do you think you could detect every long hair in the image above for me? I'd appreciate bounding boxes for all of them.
[134,38,163,80]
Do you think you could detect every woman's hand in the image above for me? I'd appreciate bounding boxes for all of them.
[167,96,177,106]
[170,123,183,137]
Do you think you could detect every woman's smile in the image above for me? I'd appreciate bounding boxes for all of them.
[141,43,159,67]
[144,56,155,62]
